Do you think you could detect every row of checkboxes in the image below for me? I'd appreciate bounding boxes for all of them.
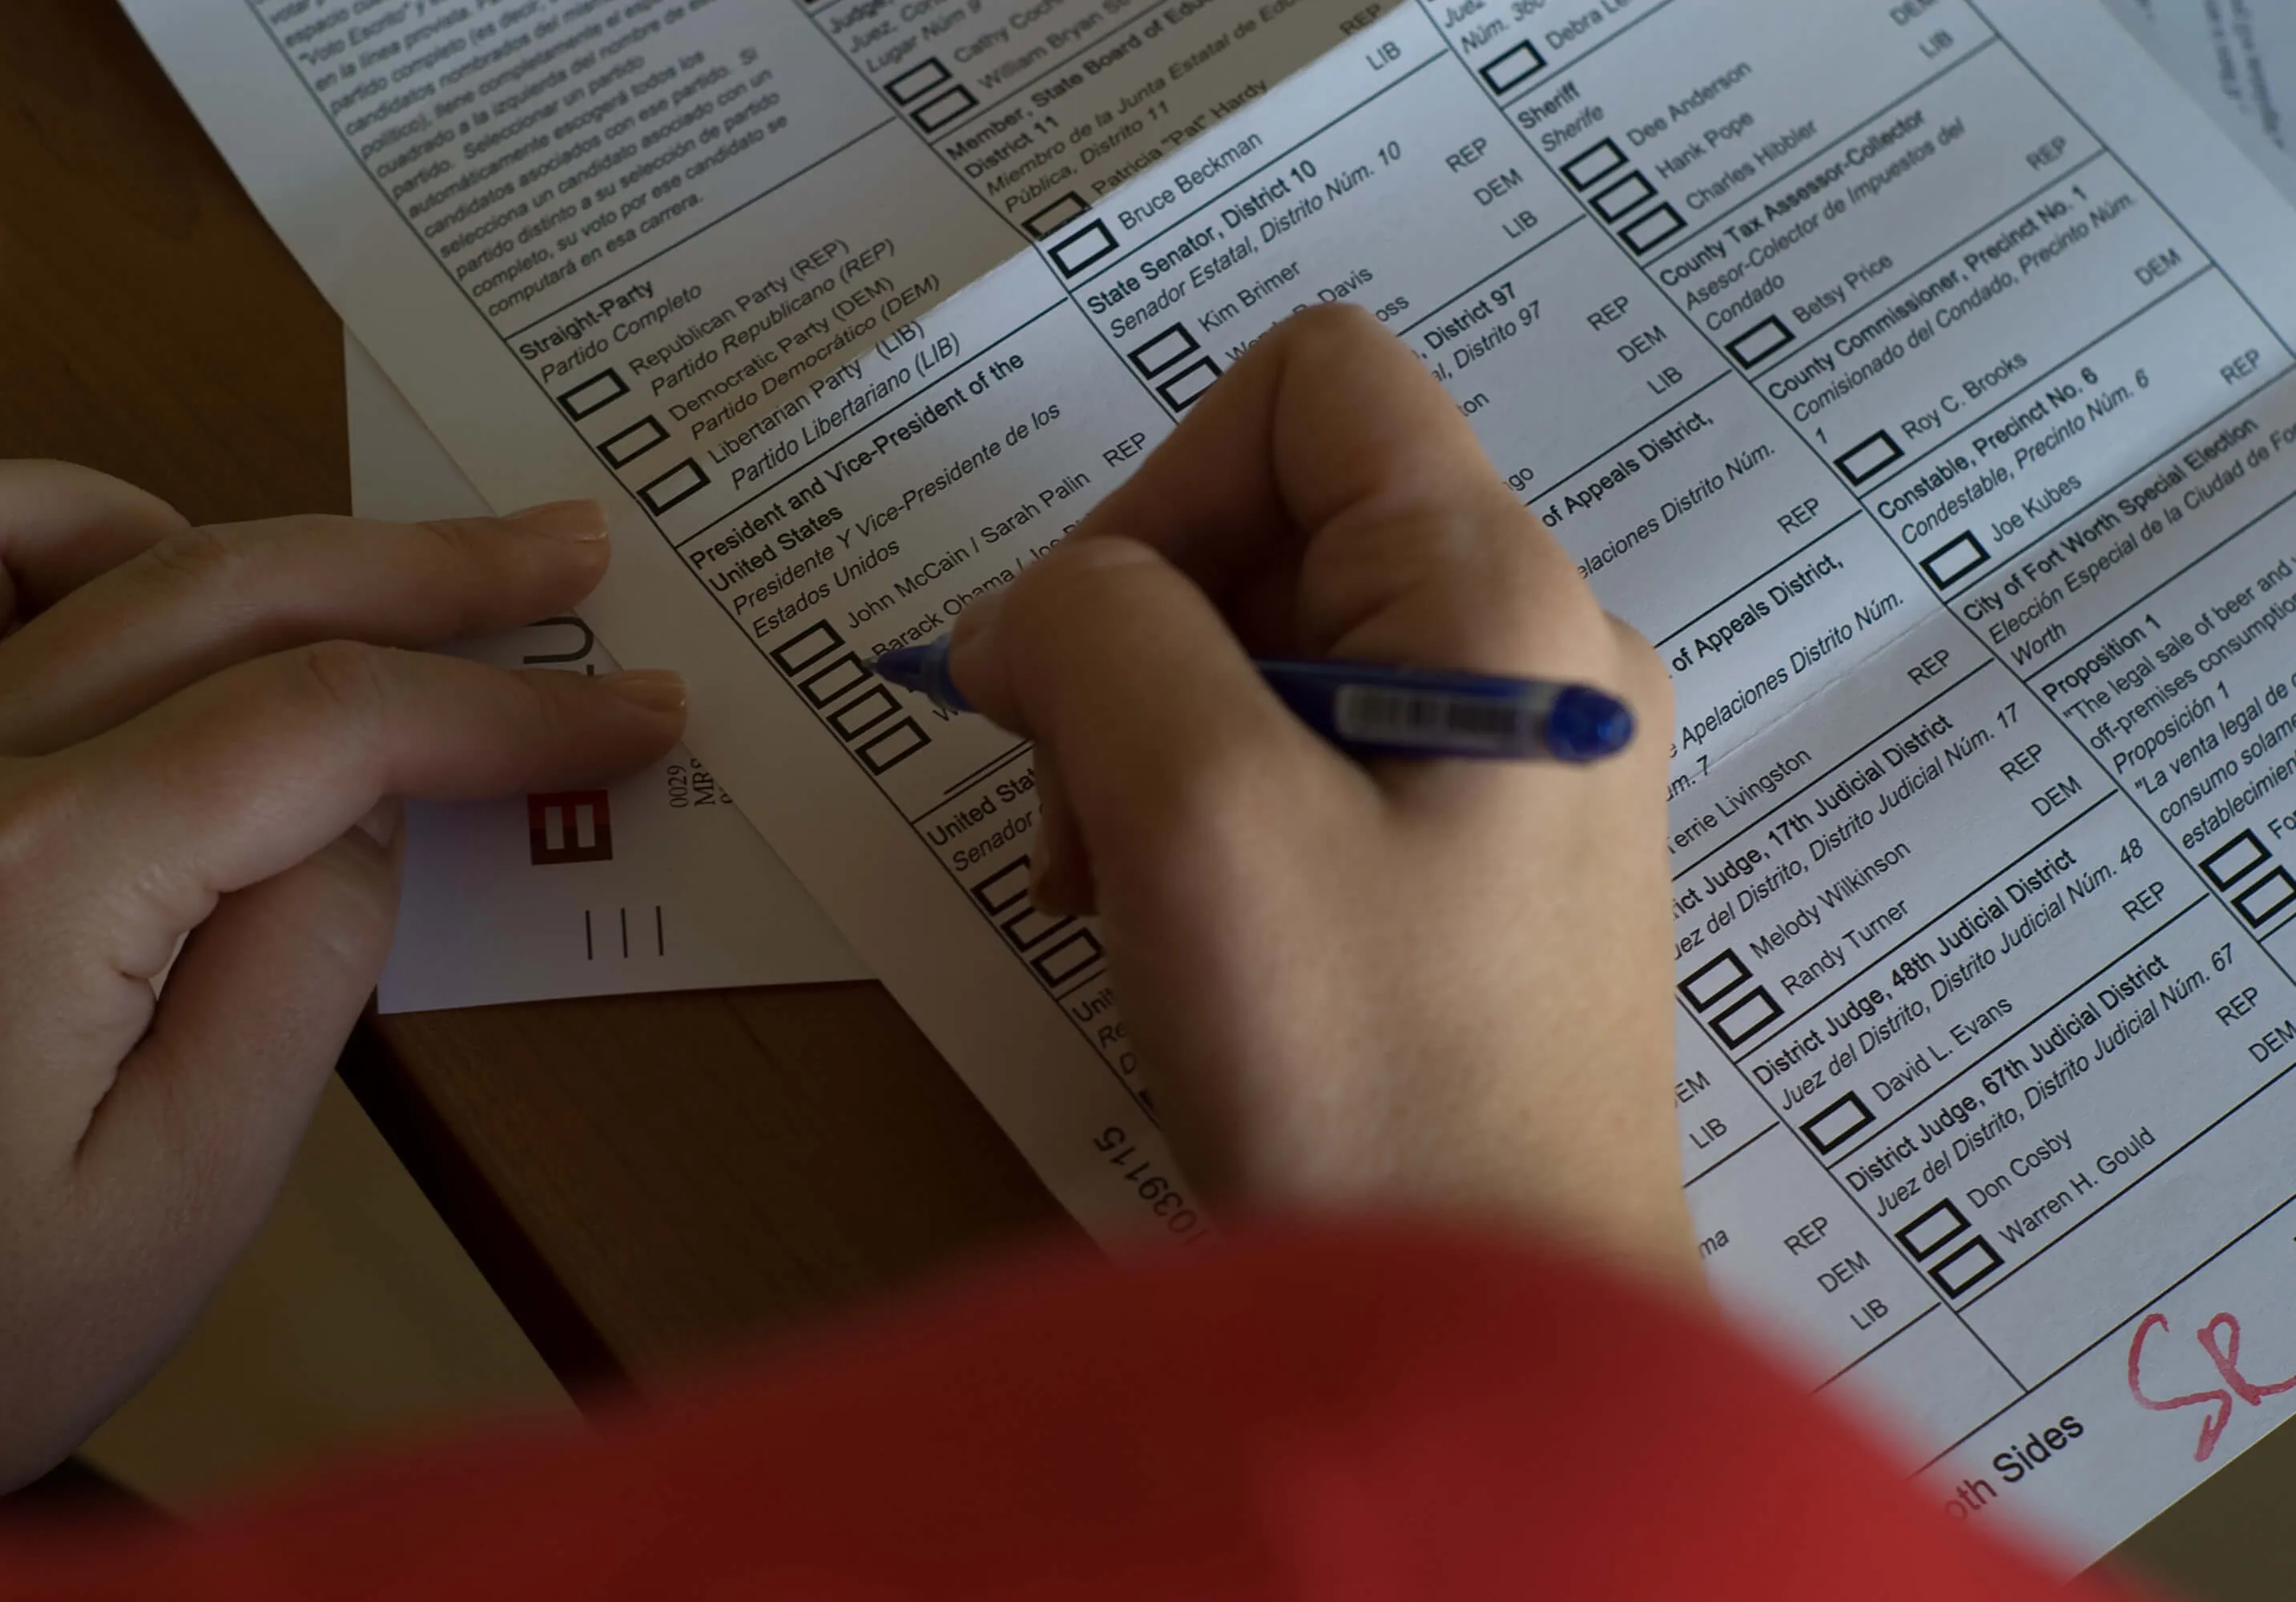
[1680,944,2009,1296]
[767,618,936,776]
[557,365,714,515]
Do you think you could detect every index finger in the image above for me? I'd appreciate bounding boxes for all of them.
[54,644,685,952]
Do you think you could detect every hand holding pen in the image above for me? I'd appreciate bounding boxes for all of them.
[876,641,1635,765]
[860,306,1695,1285]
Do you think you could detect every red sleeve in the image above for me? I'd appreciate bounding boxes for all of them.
[2,1222,2145,1600]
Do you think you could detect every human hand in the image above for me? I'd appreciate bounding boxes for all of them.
[0,463,684,1490]
[950,307,1694,1283]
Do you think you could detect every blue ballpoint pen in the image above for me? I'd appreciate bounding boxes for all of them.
[869,637,1635,764]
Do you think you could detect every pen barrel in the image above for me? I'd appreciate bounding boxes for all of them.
[1256,661,1626,763]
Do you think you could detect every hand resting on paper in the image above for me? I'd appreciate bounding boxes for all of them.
[0,465,683,1491]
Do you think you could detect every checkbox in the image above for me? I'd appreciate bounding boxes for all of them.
[638,458,709,514]
[1930,1234,2004,1295]
[1048,220,1118,278]
[1800,1092,1875,1155]
[2203,831,2271,888]
[1679,949,1751,1011]
[1031,928,1103,985]
[799,652,873,707]
[884,58,952,105]
[1618,203,1686,255]
[1589,171,1657,223]
[972,858,1033,915]
[1023,192,1091,239]
[1127,323,1201,378]
[1726,316,1795,368]
[1710,985,1782,1048]
[1000,904,1072,951]
[769,619,844,676]
[856,718,931,774]
[1560,139,1626,191]
[1896,1199,1970,1261]
[1156,357,1221,412]
[2234,867,2296,927]
[601,415,669,467]
[1919,531,1991,590]
[828,684,903,739]
[1478,41,1546,95]
[911,85,977,134]
[557,368,629,420]
[1834,430,1904,485]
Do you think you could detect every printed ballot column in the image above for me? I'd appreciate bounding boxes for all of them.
[163,0,2296,1555]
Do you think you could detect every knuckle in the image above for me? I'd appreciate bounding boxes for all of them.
[1001,549,1071,630]
[409,519,510,632]
[281,639,396,728]
[306,828,404,932]
[1003,541,1133,642]
[1150,729,1292,851]
[1607,614,1676,720]
[1481,538,1607,650]
[510,664,577,743]
[413,515,498,572]
[0,759,77,878]
[139,523,248,591]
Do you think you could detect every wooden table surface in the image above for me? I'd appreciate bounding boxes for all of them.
[6,2,2296,1594]
[0,0,1070,1393]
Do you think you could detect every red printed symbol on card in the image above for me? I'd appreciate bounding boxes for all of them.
[2127,1310,2296,1461]
[528,791,613,866]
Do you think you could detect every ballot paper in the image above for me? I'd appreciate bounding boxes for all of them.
[348,336,868,1009]
[125,0,2296,1562]
[2105,0,2296,198]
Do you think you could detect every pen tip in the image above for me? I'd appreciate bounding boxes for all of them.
[871,644,932,694]
[870,638,973,713]
[1547,686,1635,762]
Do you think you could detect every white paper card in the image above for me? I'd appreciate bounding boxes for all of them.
[350,336,865,1009]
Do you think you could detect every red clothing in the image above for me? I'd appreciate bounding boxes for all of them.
[3,1224,2134,1598]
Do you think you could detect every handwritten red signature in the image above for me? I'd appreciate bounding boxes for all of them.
[2126,1311,2296,1461]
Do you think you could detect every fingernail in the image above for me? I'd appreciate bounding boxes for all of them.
[603,668,687,715]
[509,500,608,541]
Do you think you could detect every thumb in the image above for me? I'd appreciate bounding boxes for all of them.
[948,538,1347,899]
[40,817,403,1461]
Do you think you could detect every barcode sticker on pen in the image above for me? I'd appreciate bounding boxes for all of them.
[1332,687,1529,752]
